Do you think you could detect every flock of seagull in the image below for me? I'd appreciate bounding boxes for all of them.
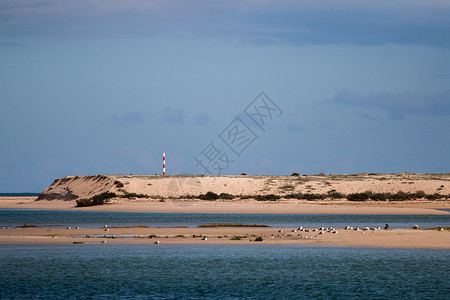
[93,223,426,244]
[272,223,397,239]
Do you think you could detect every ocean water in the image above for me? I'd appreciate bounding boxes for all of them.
[1,209,449,229]
[0,244,448,299]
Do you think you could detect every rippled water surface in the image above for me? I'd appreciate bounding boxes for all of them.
[0,244,449,299]
[1,209,449,229]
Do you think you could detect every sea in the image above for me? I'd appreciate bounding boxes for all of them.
[1,209,449,299]
[1,209,449,229]
[0,244,449,299]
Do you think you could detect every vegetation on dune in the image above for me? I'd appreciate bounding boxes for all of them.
[346,191,448,202]
[76,192,117,207]
[16,224,38,228]
[198,191,220,201]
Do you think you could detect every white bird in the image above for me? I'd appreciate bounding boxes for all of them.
[413,224,419,229]
[75,227,80,230]
[332,231,338,234]
[105,228,109,232]
[101,240,107,244]
[202,237,208,240]
[319,230,324,235]
[363,227,370,231]
[345,226,350,230]
[103,225,108,228]
[154,241,160,244]
[298,226,303,231]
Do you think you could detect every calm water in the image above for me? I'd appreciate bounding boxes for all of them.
[1,209,449,229]
[0,244,448,299]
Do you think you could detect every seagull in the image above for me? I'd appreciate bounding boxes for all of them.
[101,240,107,244]
[154,241,160,244]
[413,224,419,229]
[104,228,109,232]
[202,236,208,241]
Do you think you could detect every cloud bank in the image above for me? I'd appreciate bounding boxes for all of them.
[332,90,450,119]
[1,0,449,47]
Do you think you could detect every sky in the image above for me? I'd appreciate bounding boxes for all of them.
[1,0,449,192]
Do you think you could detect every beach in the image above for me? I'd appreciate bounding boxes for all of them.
[1,226,448,249]
[1,195,449,215]
[1,173,449,248]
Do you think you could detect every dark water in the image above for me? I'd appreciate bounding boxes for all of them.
[1,209,449,229]
[0,244,449,299]
[0,192,39,196]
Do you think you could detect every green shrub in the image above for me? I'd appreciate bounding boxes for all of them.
[413,191,426,198]
[391,191,411,201]
[291,173,300,176]
[347,192,370,201]
[76,192,117,207]
[114,180,124,188]
[199,192,219,201]
[370,193,391,201]
[255,236,263,241]
[328,192,345,199]
[255,194,280,201]
[121,192,149,199]
[219,193,235,200]
[425,193,442,200]
[302,193,326,200]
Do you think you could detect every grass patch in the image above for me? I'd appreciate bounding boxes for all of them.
[279,184,295,190]
[254,236,263,241]
[16,224,38,228]
[198,223,270,228]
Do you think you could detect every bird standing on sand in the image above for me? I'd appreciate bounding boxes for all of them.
[385,224,389,230]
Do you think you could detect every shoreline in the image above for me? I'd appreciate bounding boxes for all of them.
[1,197,449,215]
[1,227,448,249]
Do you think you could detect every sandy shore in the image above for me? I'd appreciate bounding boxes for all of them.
[0,227,448,249]
[1,197,449,215]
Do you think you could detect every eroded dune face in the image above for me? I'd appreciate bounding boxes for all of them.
[36,173,450,202]
[37,175,116,201]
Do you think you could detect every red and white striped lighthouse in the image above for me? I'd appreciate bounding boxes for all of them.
[163,149,166,176]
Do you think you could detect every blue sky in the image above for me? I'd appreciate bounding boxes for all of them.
[1,0,449,191]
